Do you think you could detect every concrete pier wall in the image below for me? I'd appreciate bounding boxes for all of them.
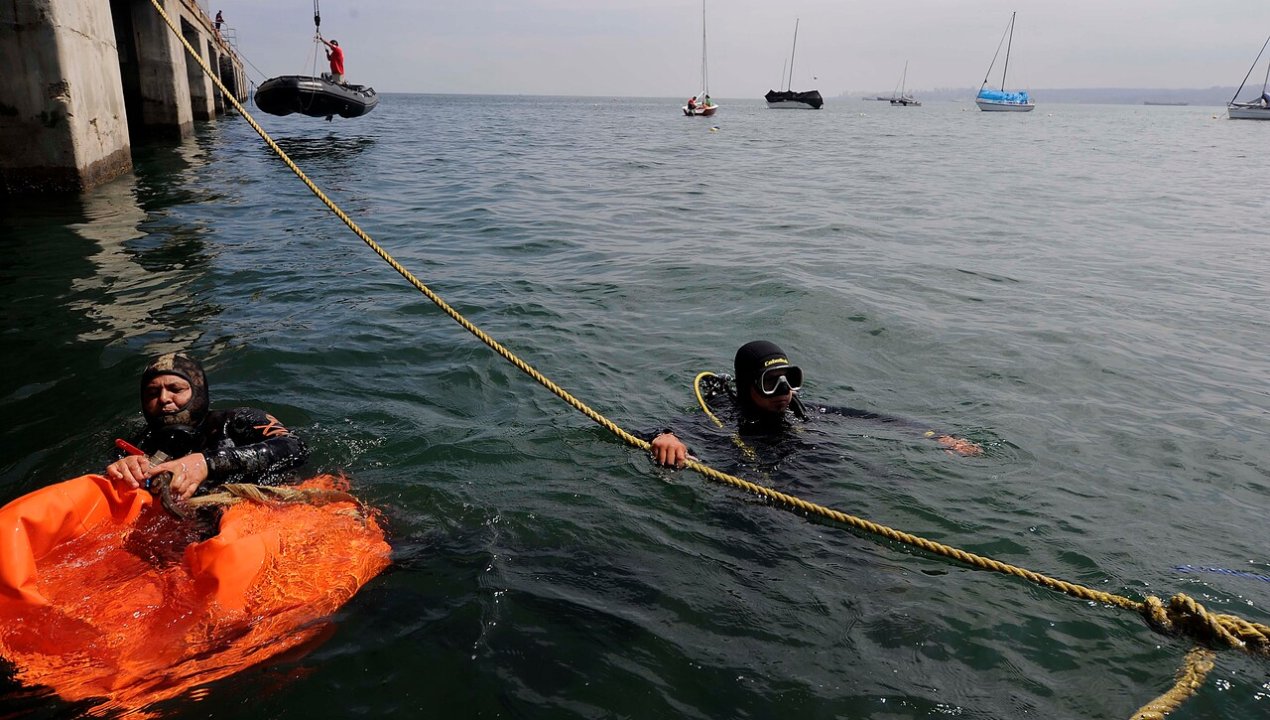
[180,17,215,121]
[0,1,132,194]
[129,0,193,139]
[0,0,248,195]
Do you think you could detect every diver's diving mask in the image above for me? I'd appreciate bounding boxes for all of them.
[756,365,803,396]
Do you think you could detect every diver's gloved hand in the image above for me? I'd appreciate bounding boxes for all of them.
[651,432,690,468]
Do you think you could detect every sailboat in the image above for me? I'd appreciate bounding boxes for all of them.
[1227,35,1270,120]
[975,12,1034,112]
[682,0,718,117]
[889,61,921,106]
[765,19,823,109]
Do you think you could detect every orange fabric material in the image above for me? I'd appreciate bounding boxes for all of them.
[0,474,151,605]
[0,474,390,715]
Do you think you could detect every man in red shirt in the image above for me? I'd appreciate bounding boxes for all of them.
[318,35,345,84]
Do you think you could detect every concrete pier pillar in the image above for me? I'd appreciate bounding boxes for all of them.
[179,17,215,121]
[207,43,225,115]
[128,0,193,139]
[0,0,133,194]
[1,0,250,194]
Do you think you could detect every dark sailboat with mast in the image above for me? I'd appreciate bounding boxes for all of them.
[765,18,823,109]
[889,61,921,106]
[975,11,1033,112]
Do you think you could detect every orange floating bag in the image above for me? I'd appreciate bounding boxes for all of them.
[0,473,390,714]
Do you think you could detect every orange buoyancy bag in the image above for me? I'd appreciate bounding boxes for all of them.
[0,474,390,714]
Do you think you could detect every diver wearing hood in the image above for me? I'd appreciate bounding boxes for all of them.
[104,352,310,500]
[650,340,982,467]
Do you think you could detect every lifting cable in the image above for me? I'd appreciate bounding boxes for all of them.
[146,2,1268,716]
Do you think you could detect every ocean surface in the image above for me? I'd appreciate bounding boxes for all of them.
[2,95,1268,718]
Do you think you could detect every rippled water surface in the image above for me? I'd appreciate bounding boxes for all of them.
[2,95,1269,718]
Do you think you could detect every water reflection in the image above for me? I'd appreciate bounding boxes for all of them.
[271,135,377,166]
[67,171,212,348]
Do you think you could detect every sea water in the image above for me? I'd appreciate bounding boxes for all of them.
[1,95,1267,718]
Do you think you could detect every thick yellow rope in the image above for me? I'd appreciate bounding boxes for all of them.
[1130,648,1216,720]
[147,1,1269,714]
[185,483,362,509]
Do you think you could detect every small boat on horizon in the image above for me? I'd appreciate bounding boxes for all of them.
[975,12,1034,112]
[889,61,921,107]
[1227,34,1270,120]
[682,0,718,117]
[766,18,823,109]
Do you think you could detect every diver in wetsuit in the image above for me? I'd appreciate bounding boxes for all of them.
[649,340,981,468]
[104,352,309,501]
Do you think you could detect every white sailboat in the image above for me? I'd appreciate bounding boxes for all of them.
[975,12,1034,112]
[1227,35,1270,120]
[889,61,921,107]
[682,1,718,117]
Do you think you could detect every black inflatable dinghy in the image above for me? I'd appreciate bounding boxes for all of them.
[254,75,379,119]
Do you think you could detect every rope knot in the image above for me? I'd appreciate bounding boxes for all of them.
[1142,593,1270,656]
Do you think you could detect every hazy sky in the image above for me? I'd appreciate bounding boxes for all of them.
[213,1,1270,96]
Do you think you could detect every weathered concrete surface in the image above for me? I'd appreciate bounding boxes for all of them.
[0,0,133,194]
[180,17,215,120]
[129,0,194,139]
[0,0,250,195]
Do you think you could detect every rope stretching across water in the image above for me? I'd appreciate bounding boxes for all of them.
[145,1,1268,715]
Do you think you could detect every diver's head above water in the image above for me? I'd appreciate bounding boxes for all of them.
[140,352,209,431]
[733,340,804,417]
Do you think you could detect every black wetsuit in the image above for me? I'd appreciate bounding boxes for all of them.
[117,407,309,494]
[699,373,931,433]
[647,374,944,475]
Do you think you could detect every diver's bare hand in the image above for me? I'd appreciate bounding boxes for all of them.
[148,453,209,500]
[937,435,983,457]
[651,433,688,468]
[105,455,152,489]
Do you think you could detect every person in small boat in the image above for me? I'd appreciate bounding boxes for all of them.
[649,340,982,468]
[687,96,697,111]
[317,34,345,85]
[104,352,309,501]
[703,94,712,107]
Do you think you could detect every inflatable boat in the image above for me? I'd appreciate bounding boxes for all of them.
[254,75,380,119]
[0,473,390,712]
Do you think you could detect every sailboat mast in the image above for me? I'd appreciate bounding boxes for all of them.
[1230,34,1270,103]
[1263,49,1270,94]
[700,0,708,95]
[901,61,908,96]
[787,19,800,91]
[1001,11,1015,91]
